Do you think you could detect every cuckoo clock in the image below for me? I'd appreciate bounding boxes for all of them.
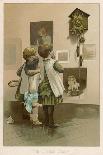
[68,8,90,67]
[69,8,90,36]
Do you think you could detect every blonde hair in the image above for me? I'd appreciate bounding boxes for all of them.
[23,47,37,60]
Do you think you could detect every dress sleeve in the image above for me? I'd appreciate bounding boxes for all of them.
[16,64,24,77]
[53,61,64,73]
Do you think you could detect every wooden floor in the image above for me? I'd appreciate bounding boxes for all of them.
[4,102,100,146]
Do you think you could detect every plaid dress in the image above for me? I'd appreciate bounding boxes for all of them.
[38,61,64,105]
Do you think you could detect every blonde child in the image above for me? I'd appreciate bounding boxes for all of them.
[17,47,42,125]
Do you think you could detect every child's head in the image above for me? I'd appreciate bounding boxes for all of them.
[23,47,39,70]
[23,47,37,61]
[38,44,52,58]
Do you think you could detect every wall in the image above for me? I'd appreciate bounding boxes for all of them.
[4,3,99,105]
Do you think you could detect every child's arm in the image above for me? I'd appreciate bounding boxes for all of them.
[25,69,40,76]
[16,64,24,77]
[53,61,64,73]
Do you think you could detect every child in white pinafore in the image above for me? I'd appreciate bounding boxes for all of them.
[24,71,42,125]
[17,47,42,125]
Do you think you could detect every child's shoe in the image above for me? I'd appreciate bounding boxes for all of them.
[33,120,42,125]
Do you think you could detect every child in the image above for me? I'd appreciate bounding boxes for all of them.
[38,44,65,128]
[16,47,42,125]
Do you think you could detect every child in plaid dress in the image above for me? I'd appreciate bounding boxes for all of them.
[38,45,64,128]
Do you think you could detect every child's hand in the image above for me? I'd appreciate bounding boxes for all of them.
[39,104,42,107]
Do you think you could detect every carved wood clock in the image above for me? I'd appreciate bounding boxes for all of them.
[69,8,90,66]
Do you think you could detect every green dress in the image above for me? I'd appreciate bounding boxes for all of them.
[38,61,64,105]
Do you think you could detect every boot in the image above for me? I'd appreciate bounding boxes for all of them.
[43,105,49,126]
[48,106,59,128]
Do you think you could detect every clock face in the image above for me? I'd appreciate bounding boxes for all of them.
[73,15,84,27]
[75,19,82,27]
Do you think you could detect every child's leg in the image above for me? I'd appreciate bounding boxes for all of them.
[48,105,59,128]
[30,102,42,125]
[30,102,38,122]
[32,106,38,122]
[43,105,49,126]
[21,94,30,120]
[48,105,54,126]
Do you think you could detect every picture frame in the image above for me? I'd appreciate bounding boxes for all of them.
[63,67,87,101]
[83,44,96,60]
[30,21,53,46]
[56,50,70,63]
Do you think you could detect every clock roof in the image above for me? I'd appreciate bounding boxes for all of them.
[69,8,90,18]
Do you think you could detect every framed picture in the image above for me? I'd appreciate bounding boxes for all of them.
[63,68,87,99]
[30,21,53,46]
[56,50,70,63]
[83,44,96,60]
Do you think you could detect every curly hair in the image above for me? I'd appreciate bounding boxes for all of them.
[23,47,37,60]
